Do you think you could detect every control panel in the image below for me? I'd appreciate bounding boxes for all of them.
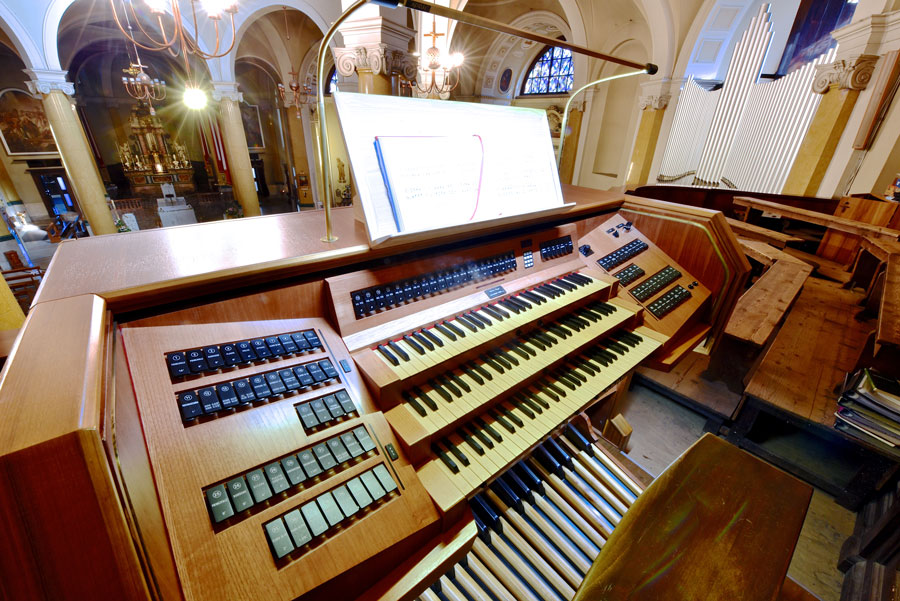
[120,317,440,601]
[579,214,711,356]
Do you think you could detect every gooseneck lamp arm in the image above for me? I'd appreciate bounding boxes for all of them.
[556,70,646,169]
[314,0,658,243]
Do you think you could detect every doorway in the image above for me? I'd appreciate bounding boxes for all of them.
[31,170,82,218]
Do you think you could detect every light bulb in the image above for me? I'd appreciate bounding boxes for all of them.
[183,86,208,109]
[451,53,464,67]
[144,0,168,14]
[200,0,235,17]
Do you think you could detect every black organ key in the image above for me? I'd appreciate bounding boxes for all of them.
[197,386,222,414]
[250,339,272,359]
[231,379,256,403]
[306,363,327,383]
[264,336,286,356]
[278,334,299,354]
[310,398,332,423]
[293,365,315,387]
[186,349,209,374]
[281,455,307,486]
[312,443,337,470]
[322,394,345,418]
[290,333,311,351]
[387,340,410,362]
[412,332,433,351]
[377,344,399,366]
[219,344,241,366]
[178,391,202,420]
[236,341,258,362]
[296,403,319,429]
[318,359,339,379]
[167,352,189,377]
[334,390,356,413]
[264,372,287,395]
[278,369,301,391]
[201,346,224,369]
[215,382,239,408]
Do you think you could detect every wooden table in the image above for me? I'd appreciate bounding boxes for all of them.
[733,196,900,241]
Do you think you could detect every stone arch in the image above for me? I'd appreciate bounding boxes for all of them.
[0,7,43,69]
[216,0,336,82]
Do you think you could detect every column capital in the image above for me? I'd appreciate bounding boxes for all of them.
[638,77,684,110]
[211,81,243,103]
[812,54,879,93]
[334,45,418,79]
[23,69,74,96]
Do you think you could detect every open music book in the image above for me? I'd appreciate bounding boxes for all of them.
[334,92,567,244]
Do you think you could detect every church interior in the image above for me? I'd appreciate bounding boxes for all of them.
[0,0,899,600]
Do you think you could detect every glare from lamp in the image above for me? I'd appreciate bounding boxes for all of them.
[200,0,234,18]
[144,0,167,14]
[183,86,208,109]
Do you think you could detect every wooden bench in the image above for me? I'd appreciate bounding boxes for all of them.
[731,277,898,508]
[726,216,803,249]
[733,196,900,241]
[725,239,813,347]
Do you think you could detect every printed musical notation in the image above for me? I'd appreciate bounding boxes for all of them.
[335,92,565,242]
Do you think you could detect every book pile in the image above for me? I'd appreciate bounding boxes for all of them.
[835,369,900,458]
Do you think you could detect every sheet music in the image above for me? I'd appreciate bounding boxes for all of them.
[334,92,565,241]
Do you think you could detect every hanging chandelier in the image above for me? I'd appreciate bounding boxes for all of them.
[401,16,463,97]
[276,7,313,118]
[122,41,166,113]
[110,0,239,107]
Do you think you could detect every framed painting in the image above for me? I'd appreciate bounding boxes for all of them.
[499,68,513,93]
[0,89,57,155]
[240,102,265,150]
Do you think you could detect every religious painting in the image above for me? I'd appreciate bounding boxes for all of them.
[777,0,856,75]
[498,68,513,93]
[0,89,56,155]
[297,174,309,189]
[240,102,265,150]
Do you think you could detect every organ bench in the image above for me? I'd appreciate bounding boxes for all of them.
[0,185,818,601]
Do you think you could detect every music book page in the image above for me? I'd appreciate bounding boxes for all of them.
[334,92,565,242]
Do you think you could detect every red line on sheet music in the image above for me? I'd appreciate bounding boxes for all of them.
[469,135,485,222]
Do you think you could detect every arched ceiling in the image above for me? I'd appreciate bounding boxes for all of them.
[236,8,321,85]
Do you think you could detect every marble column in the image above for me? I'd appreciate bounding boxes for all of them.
[25,70,117,236]
[212,81,261,218]
[782,55,878,196]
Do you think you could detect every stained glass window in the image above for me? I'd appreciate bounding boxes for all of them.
[522,46,574,95]
[325,67,338,95]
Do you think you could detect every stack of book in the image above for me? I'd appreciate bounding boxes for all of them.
[835,369,900,458]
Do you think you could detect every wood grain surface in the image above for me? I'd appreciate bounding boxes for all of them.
[574,433,812,601]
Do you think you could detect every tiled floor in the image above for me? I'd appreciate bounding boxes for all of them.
[618,384,855,601]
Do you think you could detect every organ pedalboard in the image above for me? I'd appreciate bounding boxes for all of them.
[579,214,712,363]
[114,221,708,601]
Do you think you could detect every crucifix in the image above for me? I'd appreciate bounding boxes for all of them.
[424,16,444,50]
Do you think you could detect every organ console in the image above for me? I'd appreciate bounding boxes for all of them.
[0,185,811,601]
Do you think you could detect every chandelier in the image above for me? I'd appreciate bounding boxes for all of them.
[122,42,166,114]
[110,0,239,105]
[401,16,463,97]
[276,7,313,118]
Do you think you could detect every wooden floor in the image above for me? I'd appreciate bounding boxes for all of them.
[636,350,745,419]
[744,277,873,426]
[619,383,855,601]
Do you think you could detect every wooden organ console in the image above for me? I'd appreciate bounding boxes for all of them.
[0,186,813,601]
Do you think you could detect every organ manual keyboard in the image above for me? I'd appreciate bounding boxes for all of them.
[0,185,808,601]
